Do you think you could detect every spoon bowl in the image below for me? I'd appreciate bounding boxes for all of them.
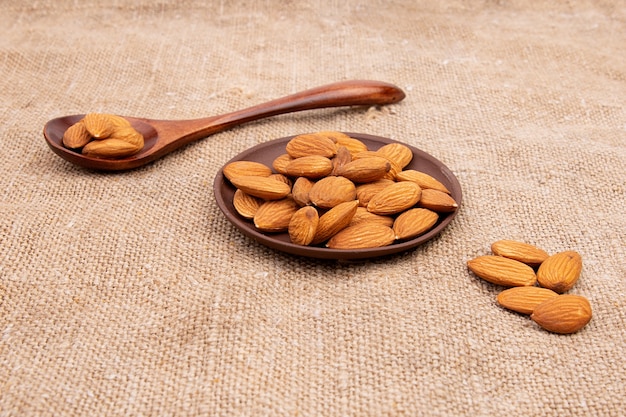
[43,80,406,171]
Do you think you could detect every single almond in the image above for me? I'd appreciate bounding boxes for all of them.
[536,250,582,293]
[233,189,263,219]
[291,177,314,206]
[223,161,273,182]
[491,240,549,267]
[375,142,413,169]
[288,206,319,245]
[418,188,458,212]
[337,156,391,183]
[396,169,451,194]
[108,126,144,148]
[284,155,334,179]
[393,208,439,240]
[467,255,537,287]
[349,207,394,227]
[353,151,401,181]
[367,181,422,215]
[285,133,337,158]
[81,138,141,158]
[311,200,359,245]
[230,175,291,200]
[82,113,115,139]
[272,153,294,175]
[355,179,394,207]
[326,222,395,249]
[496,286,559,315]
[62,121,92,149]
[253,198,300,232]
[531,294,592,334]
[308,176,356,209]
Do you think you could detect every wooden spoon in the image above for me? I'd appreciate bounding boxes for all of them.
[43,80,405,171]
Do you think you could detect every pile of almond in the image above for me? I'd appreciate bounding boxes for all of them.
[223,131,458,249]
[467,240,592,334]
[62,113,144,158]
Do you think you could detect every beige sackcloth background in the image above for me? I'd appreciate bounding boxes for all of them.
[1,0,625,415]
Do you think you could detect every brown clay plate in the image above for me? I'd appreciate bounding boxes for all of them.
[213,133,462,260]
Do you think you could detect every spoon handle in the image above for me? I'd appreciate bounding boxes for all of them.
[147,80,405,150]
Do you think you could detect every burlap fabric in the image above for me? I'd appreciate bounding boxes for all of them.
[1,1,625,416]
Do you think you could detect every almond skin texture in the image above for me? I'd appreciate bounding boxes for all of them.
[396,169,451,194]
[337,156,391,183]
[291,177,314,207]
[367,181,422,215]
[308,176,356,209]
[108,126,144,148]
[81,138,141,158]
[352,150,386,160]
[223,161,273,182]
[418,189,458,212]
[62,121,92,149]
[467,255,537,287]
[393,208,439,240]
[284,155,334,179]
[375,142,413,169]
[531,294,592,334]
[233,189,263,219]
[536,251,583,293]
[107,114,132,128]
[272,154,293,175]
[82,113,115,139]
[327,133,368,156]
[326,223,395,249]
[230,176,291,200]
[268,173,292,187]
[288,206,319,245]
[331,146,352,176]
[311,200,359,245]
[253,198,300,232]
[355,179,394,207]
[352,152,401,181]
[382,160,401,181]
[497,286,559,315]
[286,133,337,158]
[491,240,549,267]
[349,207,394,227]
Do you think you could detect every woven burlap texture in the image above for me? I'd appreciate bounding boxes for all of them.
[1,1,625,416]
